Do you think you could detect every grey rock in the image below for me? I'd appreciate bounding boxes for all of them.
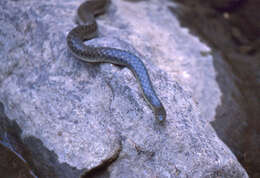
[169,0,260,177]
[0,0,248,177]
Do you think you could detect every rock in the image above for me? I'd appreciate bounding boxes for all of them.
[169,0,260,177]
[0,103,37,178]
[0,0,248,177]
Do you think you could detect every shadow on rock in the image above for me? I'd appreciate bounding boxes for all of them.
[168,0,260,177]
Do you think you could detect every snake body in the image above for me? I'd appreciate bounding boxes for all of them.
[66,0,166,122]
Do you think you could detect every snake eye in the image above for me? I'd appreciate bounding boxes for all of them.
[157,115,164,122]
[155,106,166,123]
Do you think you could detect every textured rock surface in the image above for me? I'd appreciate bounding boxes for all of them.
[170,0,260,177]
[0,0,248,177]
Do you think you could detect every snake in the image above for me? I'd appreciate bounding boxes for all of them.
[66,0,166,122]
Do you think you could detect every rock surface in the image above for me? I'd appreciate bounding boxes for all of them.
[0,0,248,177]
[170,0,260,177]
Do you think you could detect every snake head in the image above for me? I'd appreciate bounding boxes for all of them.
[154,106,166,123]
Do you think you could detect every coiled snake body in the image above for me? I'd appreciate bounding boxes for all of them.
[67,0,166,122]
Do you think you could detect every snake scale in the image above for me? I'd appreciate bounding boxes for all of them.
[66,0,166,122]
